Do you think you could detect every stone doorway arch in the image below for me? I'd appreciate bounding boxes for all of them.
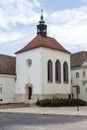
[25,83,33,103]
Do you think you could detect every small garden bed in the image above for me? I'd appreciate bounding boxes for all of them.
[36,98,86,107]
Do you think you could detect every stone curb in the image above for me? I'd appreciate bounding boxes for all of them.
[0,106,87,117]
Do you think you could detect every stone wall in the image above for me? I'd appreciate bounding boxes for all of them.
[15,93,70,104]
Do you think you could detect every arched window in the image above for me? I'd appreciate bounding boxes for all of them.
[55,60,61,83]
[63,62,68,83]
[48,60,53,82]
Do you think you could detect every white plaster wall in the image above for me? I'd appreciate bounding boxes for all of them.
[71,68,87,102]
[16,48,42,94]
[0,74,16,103]
[41,48,71,94]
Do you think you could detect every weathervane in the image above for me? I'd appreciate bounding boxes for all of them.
[41,9,43,20]
[41,9,43,16]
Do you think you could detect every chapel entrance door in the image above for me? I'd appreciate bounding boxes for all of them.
[28,87,32,100]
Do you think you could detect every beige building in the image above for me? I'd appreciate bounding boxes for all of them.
[0,54,16,103]
[71,51,87,102]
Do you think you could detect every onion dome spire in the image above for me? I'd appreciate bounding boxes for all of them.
[37,10,47,37]
[39,10,45,24]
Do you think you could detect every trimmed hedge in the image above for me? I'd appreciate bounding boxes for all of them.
[36,98,86,107]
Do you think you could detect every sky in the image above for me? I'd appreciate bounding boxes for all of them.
[0,0,87,56]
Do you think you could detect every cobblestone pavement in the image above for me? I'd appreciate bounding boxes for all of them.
[0,113,87,130]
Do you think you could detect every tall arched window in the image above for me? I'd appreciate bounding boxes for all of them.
[48,60,53,82]
[63,62,68,83]
[55,60,61,83]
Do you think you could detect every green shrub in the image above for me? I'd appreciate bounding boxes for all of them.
[50,99,61,107]
[36,98,86,107]
[36,99,40,106]
[38,99,51,107]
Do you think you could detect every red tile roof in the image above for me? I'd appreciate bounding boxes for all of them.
[71,51,87,68]
[0,54,16,75]
[16,35,70,54]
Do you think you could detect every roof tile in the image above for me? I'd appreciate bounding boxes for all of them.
[16,35,70,54]
[71,51,87,68]
[0,54,16,75]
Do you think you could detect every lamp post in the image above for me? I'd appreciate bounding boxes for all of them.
[73,84,79,112]
[76,84,79,112]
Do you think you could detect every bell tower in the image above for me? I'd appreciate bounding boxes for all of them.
[37,10,47,37]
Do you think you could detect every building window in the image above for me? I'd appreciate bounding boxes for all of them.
[0,84,2,93]
[63,62,68,83]
[48,60,53,83]
[76,72,79,78]
[55,60,61,83]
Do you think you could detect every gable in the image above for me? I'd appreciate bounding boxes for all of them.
[16,35,70,54]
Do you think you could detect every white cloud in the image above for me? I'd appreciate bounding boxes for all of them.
[48,7,87,25]
[80,0,87,3]
[47,6,87,52]
[0,0,41,55]
[0,0,41,29]
[0,1,87,55]
[33,0,40,7]
[0,31,23,43]
[0,26,35,44]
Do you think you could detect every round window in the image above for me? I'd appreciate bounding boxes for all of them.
[27,59,32,67]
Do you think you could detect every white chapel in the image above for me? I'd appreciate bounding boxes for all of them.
[0,12,71,103]
[15,12,71,103]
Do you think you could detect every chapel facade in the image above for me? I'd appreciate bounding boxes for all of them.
[15,11,71,103]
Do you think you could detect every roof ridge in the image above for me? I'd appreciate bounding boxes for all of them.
[71,51,87,55]
[0,54,16,58]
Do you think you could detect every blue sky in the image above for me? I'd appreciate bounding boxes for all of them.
[0,0,87,56]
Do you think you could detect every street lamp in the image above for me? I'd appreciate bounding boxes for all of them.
[73,84,80,112]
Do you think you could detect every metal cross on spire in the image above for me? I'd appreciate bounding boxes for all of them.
[41,9,43,20]
[41,10,43,16]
